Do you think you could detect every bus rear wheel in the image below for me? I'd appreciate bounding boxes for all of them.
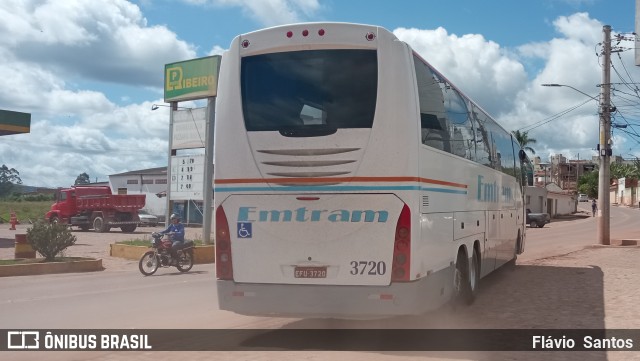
[453,248,479,305]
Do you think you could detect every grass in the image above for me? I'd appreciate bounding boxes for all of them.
[0,200,52,223]
[0,257,92,265]
[116,239,206,246]
[116,240,153,247]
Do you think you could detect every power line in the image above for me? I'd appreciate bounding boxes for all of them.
[517,98,595,132]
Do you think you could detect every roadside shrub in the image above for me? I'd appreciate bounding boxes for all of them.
[26,220,77,261]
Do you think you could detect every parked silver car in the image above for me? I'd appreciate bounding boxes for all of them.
[138,210,158,227]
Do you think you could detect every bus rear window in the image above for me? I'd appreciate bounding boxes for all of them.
[241,50,377,136]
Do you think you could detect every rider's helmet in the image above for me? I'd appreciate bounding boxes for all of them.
[170,213,180,221]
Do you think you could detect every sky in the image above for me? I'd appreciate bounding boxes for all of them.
[0,0,639,188]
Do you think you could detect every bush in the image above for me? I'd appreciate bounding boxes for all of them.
[26,221,77,261]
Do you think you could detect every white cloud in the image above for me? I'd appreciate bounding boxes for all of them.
[0,0,198,187]
[394,27,528,116]
[553,12,601,44]
[394,12,640,163]
[1,2,638,189]
[505,12,638,160]
[0,0,197,87]
[208,45,227,56]
[186,0,322,27]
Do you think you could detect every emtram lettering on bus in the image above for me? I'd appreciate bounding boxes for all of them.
[238,206,389,223]
[477,175,514,203]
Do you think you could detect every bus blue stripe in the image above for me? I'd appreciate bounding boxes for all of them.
[214,185,467,194]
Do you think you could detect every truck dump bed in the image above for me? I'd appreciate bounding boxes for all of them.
[76,194,146,212]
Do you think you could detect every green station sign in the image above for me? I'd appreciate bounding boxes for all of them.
[0,109,31,136]
[164,55,221,102]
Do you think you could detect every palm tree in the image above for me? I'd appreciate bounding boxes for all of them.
[512,130,537,155]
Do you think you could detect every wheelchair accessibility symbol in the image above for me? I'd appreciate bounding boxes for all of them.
[237,222,252,238]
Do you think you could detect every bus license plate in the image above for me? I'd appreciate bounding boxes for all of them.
[294,266,327,278]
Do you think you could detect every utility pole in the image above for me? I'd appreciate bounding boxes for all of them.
[576,153,579,192]
[598,25,612,245]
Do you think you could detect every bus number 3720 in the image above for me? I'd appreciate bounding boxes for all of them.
[350,261,387,276]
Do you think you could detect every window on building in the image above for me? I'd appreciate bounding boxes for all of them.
[127,179,138,185]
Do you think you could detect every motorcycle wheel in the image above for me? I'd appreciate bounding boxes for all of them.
[176,251,194,272]
[139,251,159,276]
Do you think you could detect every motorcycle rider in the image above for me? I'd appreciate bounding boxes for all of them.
[160,213,185,265]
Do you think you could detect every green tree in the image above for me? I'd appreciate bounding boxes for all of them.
[633,158,640,178]
[511,130,537,155]
[610,163,634,180]
[577,169,599,199]
[0,164,22,198]
[74,172,91,185]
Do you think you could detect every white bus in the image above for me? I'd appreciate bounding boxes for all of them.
[214,23,527,318]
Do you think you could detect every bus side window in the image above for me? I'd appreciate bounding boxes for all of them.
[473,106,493,167]
[420,114,451,153]
[413,55,452,153]
[443,87,473,160]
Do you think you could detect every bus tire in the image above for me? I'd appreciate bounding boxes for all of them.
[506,232,520,270]
[454,248,479,306]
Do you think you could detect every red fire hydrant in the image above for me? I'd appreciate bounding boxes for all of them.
[9,211,17,230]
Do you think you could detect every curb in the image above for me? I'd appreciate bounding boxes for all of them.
[0,258,103,277]
[110,244,215,264]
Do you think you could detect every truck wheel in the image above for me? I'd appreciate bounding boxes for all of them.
[538,223,545,228]
[529,220,538,228]
[50,216,59,224]
[93,217,108,233]
[121,224,137,233]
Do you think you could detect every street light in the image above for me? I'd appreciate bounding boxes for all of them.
[151,104,191,111]
[540,82,611,245]
[541,84,600,102]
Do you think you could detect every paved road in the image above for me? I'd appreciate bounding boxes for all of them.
[521,202,639,261]
[1,206,639,360]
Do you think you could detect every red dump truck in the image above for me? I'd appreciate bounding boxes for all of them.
[45,186,145,233]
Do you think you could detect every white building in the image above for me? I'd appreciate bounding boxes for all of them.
[108,166,211,225]
[525,183,576,217]
[546,186,577,216]
[525,186,547,213]
[108,167,168,221]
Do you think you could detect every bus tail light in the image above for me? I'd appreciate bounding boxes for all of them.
[392,204,411,282]
[215,206,234,280]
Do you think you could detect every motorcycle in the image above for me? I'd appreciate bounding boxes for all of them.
[138,232,194,276]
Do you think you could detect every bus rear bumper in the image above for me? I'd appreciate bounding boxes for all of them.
[217,267,453,319]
